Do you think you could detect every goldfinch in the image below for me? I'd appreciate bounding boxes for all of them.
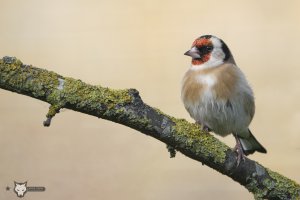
[181,35,266,165]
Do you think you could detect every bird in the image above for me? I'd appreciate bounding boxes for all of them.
[181,35,266,165]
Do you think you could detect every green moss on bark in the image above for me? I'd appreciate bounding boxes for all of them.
[59,77,132,110]
[266,169,300,199]
[171,118,229,164]
[0,56,61,98]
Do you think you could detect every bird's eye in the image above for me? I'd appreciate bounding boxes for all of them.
[197,45,213,54]
[206,46,213,51]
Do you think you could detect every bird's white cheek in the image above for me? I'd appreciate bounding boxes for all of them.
[212,49,225,60]
[208,37,225,66]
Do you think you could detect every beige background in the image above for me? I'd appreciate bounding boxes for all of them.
[1,0,300,199]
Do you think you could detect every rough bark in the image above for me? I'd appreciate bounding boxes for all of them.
[0,56,299,199]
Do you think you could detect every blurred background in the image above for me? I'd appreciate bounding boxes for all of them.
[0,0,300,199]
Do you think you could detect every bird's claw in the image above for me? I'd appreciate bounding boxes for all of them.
[235,148,246,167]
[202,125,212,133]
[233,139,246,167]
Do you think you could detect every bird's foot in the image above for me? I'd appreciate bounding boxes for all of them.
[195,122,212,133]
[233,138,246,167]
[200,123,212,133]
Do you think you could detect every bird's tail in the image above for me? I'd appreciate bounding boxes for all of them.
[238,129,267,155]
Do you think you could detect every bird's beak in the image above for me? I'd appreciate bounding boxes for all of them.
[184,47,201,59]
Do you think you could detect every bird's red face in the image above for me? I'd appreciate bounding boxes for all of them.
[185,35,214,65]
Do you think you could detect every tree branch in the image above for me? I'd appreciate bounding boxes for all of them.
[0,56,299,199]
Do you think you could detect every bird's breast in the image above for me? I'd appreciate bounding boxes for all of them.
[181,64,239,106]
[181,71,205,106]
[181,72,218,107]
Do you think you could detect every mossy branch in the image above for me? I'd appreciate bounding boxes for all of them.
[0,56,299,199]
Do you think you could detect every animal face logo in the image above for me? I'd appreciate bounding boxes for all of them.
[14,181,27,197]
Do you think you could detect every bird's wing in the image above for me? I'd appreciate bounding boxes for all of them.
[242,91,255,120]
